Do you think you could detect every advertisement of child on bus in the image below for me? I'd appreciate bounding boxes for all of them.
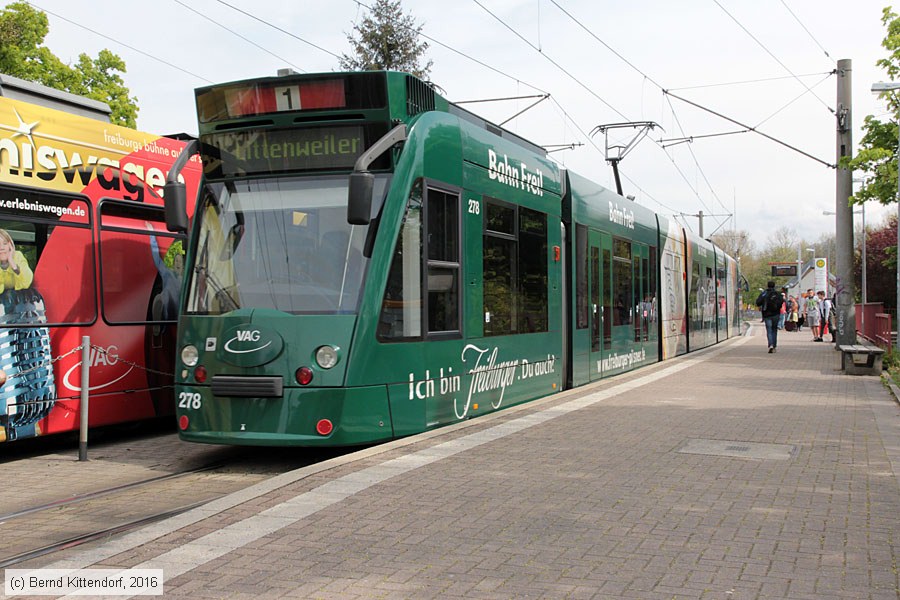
[0,96,201,441]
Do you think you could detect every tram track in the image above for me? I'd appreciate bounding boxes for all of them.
[0,502,205,568]
[0,439,353,570]
[0,462,226,523]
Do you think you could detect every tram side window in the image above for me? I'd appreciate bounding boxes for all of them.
[575,225,588,330]
[647,247,657,331]
[717,266,727,320]
[602,248,612,344]
[690,260,701,329]
[612,238,632,326]
[425,187,460,335]
[633,249,642,341]
[379,182,423,340]
[518,207,547,332]
[379,180,461,340]
[590,247,600,351]
[483,199,547,336]
[483,201,514,335]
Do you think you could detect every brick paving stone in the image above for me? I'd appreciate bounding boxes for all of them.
[12,326,900,599]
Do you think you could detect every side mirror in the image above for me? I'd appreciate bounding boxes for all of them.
[163,138,197,234]
[164,181,189,233]
[347,171,374,225]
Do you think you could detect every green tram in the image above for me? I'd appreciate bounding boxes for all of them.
[163,71,742,446]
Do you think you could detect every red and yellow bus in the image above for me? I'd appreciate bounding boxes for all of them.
[0,94,201,442]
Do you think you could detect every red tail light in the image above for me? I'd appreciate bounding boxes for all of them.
[296,366,313,385]
[316,419,333,435]
[179,415,189,430]
[194,365,208,383]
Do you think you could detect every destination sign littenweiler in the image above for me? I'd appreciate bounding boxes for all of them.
[201,125,365,177]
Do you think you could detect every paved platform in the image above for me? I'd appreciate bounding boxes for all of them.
[9,324,900,599]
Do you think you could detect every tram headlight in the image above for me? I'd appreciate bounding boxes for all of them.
[315,345,339,369]
[181,344,199,367]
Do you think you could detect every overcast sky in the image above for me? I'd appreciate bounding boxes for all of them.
[19,0,898,250]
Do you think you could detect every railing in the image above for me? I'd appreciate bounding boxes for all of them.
[874,313,893,350]
[5,336,174,460]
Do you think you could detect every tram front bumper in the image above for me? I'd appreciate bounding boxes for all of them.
[176,384,394,447]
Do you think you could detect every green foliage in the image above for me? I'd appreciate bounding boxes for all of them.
[339,0,433,79]
[0,2,138,128]
[882,346,900,371]
[881,348,900,391]
[844,7,900,206]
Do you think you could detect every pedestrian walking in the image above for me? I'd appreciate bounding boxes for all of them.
[756,281,784,353]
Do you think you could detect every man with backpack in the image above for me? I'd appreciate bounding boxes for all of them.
[756,281,785,353]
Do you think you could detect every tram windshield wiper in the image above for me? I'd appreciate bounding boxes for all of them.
[194,266,240,311]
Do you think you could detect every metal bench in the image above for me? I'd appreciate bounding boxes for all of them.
[837,344,885,376]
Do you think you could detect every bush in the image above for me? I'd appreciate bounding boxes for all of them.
[884,347,900,371]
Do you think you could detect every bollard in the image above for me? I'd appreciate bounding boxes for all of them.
[78,336,90,461]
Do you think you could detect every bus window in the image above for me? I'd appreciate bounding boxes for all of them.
[0,218,94,326]
[99,201,182,325]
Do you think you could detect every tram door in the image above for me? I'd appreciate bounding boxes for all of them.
[588,230,610,380]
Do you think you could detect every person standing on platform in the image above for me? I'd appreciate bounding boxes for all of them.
[756,281,784,353]
[786,295,799,331]
[804,289,821,341]
[818,290,834,343]
[777,288,788,330]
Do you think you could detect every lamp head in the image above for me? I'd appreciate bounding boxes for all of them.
[872,82,900,94]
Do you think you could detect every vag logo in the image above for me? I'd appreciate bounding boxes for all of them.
[235,330,260,342]
[218,324,284,367]
[62,344,135,392]
[224,329,271,354]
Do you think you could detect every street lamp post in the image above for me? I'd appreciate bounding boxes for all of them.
[871,81,900,353]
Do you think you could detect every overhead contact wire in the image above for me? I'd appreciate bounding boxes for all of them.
[174,0,306,73]
[712,0,834,114]
[27,1,213,83]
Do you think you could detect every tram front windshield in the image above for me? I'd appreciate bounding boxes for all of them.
[186,175,387,315]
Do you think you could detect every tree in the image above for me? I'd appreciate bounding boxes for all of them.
[710,230,756,260]
[858,215,898,310]
[0,2,137,127]
[339,0,433,79]
[764,226,800,264]
[845,7,900,206]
